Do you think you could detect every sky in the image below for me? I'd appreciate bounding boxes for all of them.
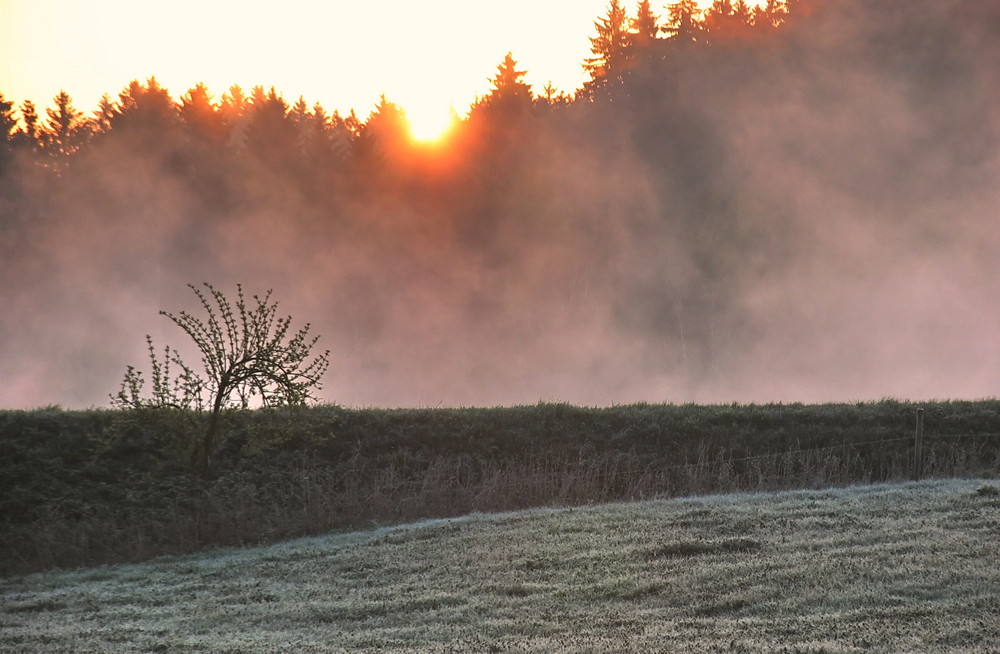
[0,0,698,132]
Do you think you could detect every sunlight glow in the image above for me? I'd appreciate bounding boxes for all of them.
[406,105,457,143]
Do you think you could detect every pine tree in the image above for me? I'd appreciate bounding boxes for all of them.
[663,0,703,44]
[219,85,250,150]
[180,83,226,144]
[110,77,178,151]
[115,77,176,128]
[92,94,116,135]
[41,90,87,159]
[537,81,571,109]
[704,0,754,42]
[356,94,408,169]
[583,0,631,94]
[704,0,735,38]
[733,0,753,26]
[219,85,249,122]
[289,97,330,157]
[0,93,16,174]
[476,51,533,119]
[328,110,356,162]
[0,93,17,143]
[18,100,39,147]
[243,86,298,167]
[753,0,787,30]
[631,0,661,49]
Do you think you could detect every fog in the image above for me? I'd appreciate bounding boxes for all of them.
[2,0,999,409]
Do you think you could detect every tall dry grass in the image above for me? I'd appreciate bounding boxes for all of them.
[5,434,995,576]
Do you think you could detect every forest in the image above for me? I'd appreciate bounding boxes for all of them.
[2,0,1000,409]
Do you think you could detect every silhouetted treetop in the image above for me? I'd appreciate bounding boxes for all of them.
[631,0,661,48]
[112,77,178,137]
[663,0,704,44]
[473,52,534,124]
[583,0,632,98]
[180,83,227,145]
[41,90,87,161]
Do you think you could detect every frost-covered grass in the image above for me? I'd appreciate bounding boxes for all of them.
[2,478,998,653]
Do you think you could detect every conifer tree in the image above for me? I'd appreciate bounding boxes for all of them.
[476,51,533,120]
[753,0,787,30]
[583,0,631,95]
[243,86,298,167]
[0,93,16,174]
[663,0,703,44]
[0,93,16,143]
[113,77,177,134]
[537,81,571,109]
[17,100,39,147]
[631,0,661,49]
[180,83,226,144]
[92,94,116,135]
[328,110,356,162]
[356,94,408,168]
[41,90,87,159]
[219,85,249,123]
[704,0,735,37]
[705,0,754,42]
[733,0,753,26]
[219,85,250,150]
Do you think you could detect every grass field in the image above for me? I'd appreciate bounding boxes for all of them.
[2,478,997,653]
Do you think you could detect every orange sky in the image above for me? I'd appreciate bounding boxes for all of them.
[1,1,736,128]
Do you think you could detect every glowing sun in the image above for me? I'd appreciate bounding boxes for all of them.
[406,105,457,143]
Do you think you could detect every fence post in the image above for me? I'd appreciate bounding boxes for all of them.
[913,408,925,481]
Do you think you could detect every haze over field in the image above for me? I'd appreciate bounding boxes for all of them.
[1,0,999,409]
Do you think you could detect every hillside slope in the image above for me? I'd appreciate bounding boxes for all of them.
[2,479,998,653]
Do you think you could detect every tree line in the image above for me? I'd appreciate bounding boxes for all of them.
[0,1,805,180]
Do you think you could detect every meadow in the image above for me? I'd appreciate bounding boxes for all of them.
[2,478,997,652]
[2,400,998,575]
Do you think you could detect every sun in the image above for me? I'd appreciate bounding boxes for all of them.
[406,105,457,143]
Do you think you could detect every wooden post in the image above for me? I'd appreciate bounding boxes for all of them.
[913,408,925,481]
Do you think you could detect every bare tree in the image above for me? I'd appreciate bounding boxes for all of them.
[112,282,330,479]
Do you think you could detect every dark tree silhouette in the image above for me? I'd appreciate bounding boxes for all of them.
[631,0,661,49]
[92,93,116,135]
[41,90,87,161]
[113,283,330,480]
[219,84,250,149]
[663,0,704,44]
[752,0,788,31]
[704,0,736,36]
[704,0,756,43]
[112,77,178,138]
[474,51,534,122]
[0,94,16,142]
[17,100,39,146]
[180,83,227,145]
[351,94,411,183]
[0,93,16,175]
[242,86,299,170]
[583,0,631,97]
